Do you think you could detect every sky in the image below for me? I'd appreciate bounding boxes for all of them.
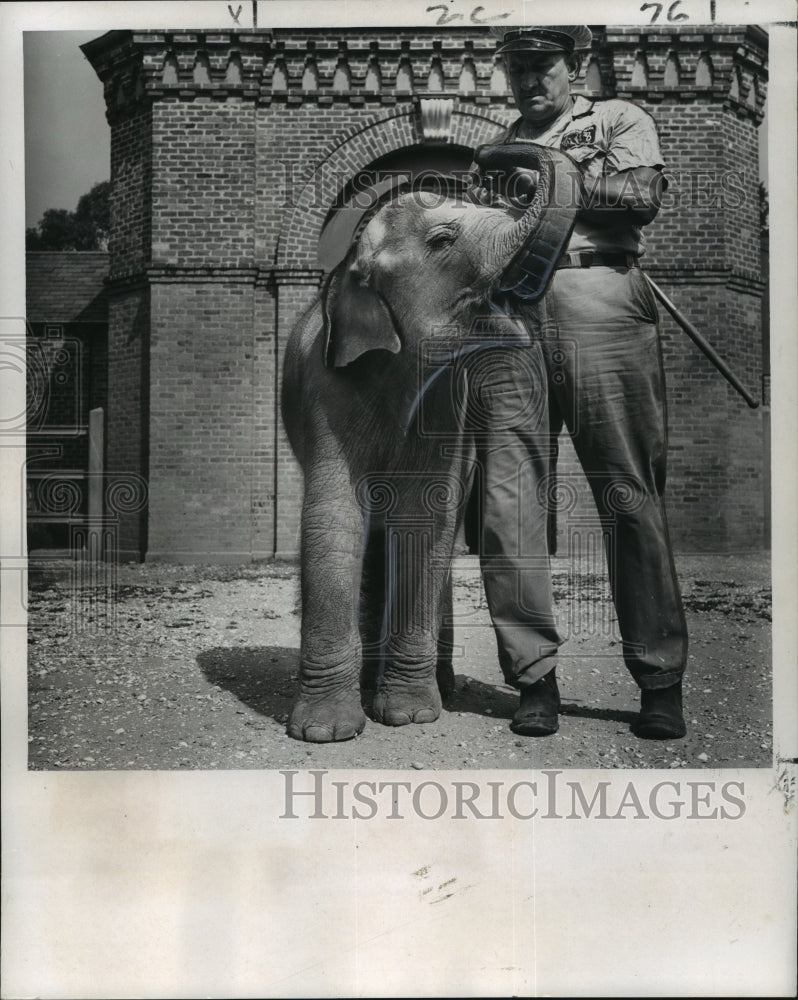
[24,31,111,228]
[23,28,769,231]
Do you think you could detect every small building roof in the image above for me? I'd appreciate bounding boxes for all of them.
[26,252,109,324]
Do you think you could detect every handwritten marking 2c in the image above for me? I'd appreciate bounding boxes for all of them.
[426,4,513,26]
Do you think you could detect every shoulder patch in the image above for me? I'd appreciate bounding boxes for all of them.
[561,124,597,150]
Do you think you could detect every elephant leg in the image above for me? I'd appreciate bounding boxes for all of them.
[287,461,367,743]
[372,480,462,727]
[435,570,456,697]
[362,531,454,711]
[359,524,387,703]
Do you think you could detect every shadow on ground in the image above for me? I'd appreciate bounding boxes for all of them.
[198,645,300,723]
[445,676,638,727]
[445,676,517,720]
[559,702,638,726]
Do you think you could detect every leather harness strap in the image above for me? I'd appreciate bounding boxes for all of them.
[474,142,583,302]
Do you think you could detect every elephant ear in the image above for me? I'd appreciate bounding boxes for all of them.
[322,249,402,368]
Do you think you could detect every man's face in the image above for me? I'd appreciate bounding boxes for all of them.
[506,51,576,124]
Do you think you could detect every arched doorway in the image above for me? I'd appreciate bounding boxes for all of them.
[316,143,475,270]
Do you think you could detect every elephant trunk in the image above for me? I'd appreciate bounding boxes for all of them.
[481,145,582,298]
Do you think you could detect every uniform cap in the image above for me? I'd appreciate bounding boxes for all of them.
[494,26,593,55]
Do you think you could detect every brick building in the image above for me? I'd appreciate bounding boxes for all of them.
[75,24,768,562]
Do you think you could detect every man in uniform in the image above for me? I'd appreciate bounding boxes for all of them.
[468,25,688,739]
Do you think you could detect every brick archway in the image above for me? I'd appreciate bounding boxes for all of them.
[276,106,512,269]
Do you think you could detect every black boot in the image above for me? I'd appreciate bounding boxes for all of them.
[511,667,560,737]
[633,681,686,740]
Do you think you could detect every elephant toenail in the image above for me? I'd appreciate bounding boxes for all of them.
[303,724,334,742]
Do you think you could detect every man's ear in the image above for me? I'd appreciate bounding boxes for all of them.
[566,53,583,82]
[322,249,402,367]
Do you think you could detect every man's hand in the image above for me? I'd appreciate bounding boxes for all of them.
[506,167,540,207]
[466,183,497,206]
[466,167,540,208]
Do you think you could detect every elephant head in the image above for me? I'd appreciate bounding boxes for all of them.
[323,143,580,368]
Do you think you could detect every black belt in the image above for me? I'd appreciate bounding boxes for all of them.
[557,252,640,269]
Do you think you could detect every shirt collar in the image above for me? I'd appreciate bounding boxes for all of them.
[571,94,595,119]
[509,94,596,138]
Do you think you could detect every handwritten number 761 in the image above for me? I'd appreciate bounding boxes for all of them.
[640,1,689,22]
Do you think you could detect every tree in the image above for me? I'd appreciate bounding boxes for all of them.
[26,181,110,251]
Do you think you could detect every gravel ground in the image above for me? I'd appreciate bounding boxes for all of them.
[26,552,771,771]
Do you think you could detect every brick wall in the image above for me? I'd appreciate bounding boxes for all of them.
[109,106,152,280]
[656,280,763,548]
[251,279,278,559]
[143,90,265,560]
[151,98,256,268]
[106,287,150,559]
[146,280,258,560]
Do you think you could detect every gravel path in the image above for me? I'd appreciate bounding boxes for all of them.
[26,552,771,771]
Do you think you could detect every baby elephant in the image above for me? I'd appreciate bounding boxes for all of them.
[281,144,579,742]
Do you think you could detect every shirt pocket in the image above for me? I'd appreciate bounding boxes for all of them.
[562,143,604,180]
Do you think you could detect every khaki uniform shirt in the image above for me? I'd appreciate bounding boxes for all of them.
[483,94,666,256]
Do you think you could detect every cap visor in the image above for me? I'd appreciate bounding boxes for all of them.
[497,38,571,54]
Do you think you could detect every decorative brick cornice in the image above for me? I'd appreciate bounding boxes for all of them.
[81,30,270,122]
[260,29,506,104]
[603,25,768,123]
[83,25,768,123]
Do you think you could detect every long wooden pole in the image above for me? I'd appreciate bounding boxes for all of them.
[645,275,760,409]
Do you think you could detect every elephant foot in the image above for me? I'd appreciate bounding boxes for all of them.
[373,681,442,727]
[287,690,367,743]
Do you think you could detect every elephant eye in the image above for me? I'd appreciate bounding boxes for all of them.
[425,225,459,252]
